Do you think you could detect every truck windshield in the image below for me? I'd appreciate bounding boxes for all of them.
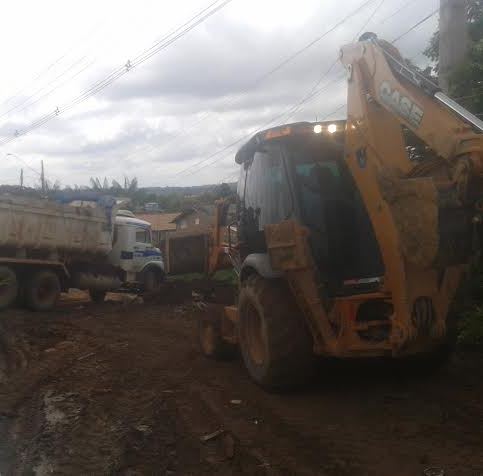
[135,227,152,244]
[281,135,384,294]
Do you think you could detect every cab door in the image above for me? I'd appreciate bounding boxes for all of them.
[132,226,154,273]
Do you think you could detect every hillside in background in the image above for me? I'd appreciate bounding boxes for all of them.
[142,182,237,197]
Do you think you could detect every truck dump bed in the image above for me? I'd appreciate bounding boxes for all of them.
[0,195,114,257]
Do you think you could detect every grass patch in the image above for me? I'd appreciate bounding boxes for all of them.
[167,269,237,285]
[167,273,204,282]
[459,306,483,347]
[212,269,237,285]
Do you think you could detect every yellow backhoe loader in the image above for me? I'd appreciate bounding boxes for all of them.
[198,33,483,389]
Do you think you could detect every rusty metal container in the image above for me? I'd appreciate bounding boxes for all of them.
[166,231,209,274]
[0,195,114,257]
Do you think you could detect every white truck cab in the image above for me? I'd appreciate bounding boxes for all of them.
[110,211,165,292]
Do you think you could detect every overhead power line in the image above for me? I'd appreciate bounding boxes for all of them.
[280,0,385,125]
[0,56,91,120]
[392,8,439,43]
[172,0,438,181]
[179,77,347,179]
[172,7,439,181]
[0,0,234,147]
[0,14,109,110]
[2,0,378,162]
[5,153,41,177]
[125,0,381,165]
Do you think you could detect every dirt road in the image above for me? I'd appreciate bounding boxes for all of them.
[1,290,482,475]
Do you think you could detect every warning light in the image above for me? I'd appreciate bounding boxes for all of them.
[313,124,323,134]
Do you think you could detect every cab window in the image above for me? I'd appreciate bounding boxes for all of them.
[244,144,292,228]
[135,227,151,244]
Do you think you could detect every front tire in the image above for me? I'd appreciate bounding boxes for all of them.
[25,270,61,311]
[238,275,314,390]
[198,304,235,360]
[0,266,18,310]
[89,289,106,303]
[143,268,163,294]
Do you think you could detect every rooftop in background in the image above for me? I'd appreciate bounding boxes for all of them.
[136,212,180,232]
[171,205,215,223]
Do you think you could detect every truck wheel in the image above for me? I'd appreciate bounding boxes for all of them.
[143,268,163,294]
[0,266,18,310]
[238,274,314,390]
[198,305,235,360]
[25,270,61,311]
[89,289,106,303]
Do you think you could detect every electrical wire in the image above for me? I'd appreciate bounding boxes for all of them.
[5,153,41,176]
[379,0,419,25]
[2,0,440,186]
[281,0,385,125]
[174,7,439,182]
[127,0,383,165]
[392,8,439,43]
[0,56,91,120]
[0,0,234,146]
[0,14,109,109]
[171,0,391,180]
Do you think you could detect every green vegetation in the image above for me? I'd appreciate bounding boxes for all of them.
[422,1,483,347]
[168,272,205,282]
[456,265,483,347]
[80,177,236,211]
[168,269,237,285]
[459,307,483,347]
[424,0,483,114]
[212,269,238,285]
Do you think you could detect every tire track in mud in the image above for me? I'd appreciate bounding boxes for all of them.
[1,299,483,475]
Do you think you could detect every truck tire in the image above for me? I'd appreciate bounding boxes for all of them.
[198,305,236,360]
[143,268,163,294]
[25,270,61,311]
[0,266,18,310]
[89,289,106,303]
[238,274,314,390]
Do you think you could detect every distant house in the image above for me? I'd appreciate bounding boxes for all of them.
[144,202,160,212]
[171,206,215,232]
[136,212,180,250]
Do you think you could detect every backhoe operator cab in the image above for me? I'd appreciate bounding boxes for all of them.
[210,116,472,390]
[199,34,483,390]
[236,120,384,297]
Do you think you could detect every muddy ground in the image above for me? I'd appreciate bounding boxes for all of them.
[0,284,483,476]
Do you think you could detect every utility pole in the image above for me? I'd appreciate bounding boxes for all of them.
[20,168,23,189]
[41,160,45,193]
[438,0,468,93]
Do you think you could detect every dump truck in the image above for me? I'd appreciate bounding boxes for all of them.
[198,33,483,389]
[0,192,164,311]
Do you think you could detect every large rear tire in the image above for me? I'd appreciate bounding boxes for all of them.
[0,266,18,310]
[25,270,61,311]
[238,274,314,390]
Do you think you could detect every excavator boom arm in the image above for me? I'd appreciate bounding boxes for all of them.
[340,36,483,171]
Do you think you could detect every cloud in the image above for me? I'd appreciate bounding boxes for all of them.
[0,0,439,187]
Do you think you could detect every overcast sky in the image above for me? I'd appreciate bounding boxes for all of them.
[0,0,439,188]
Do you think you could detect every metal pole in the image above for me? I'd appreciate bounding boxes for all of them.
[41,160,45,193]
[438,0,468,93]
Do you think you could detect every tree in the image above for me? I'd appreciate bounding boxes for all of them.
[216,182,233,198]
[424,0,483,114]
